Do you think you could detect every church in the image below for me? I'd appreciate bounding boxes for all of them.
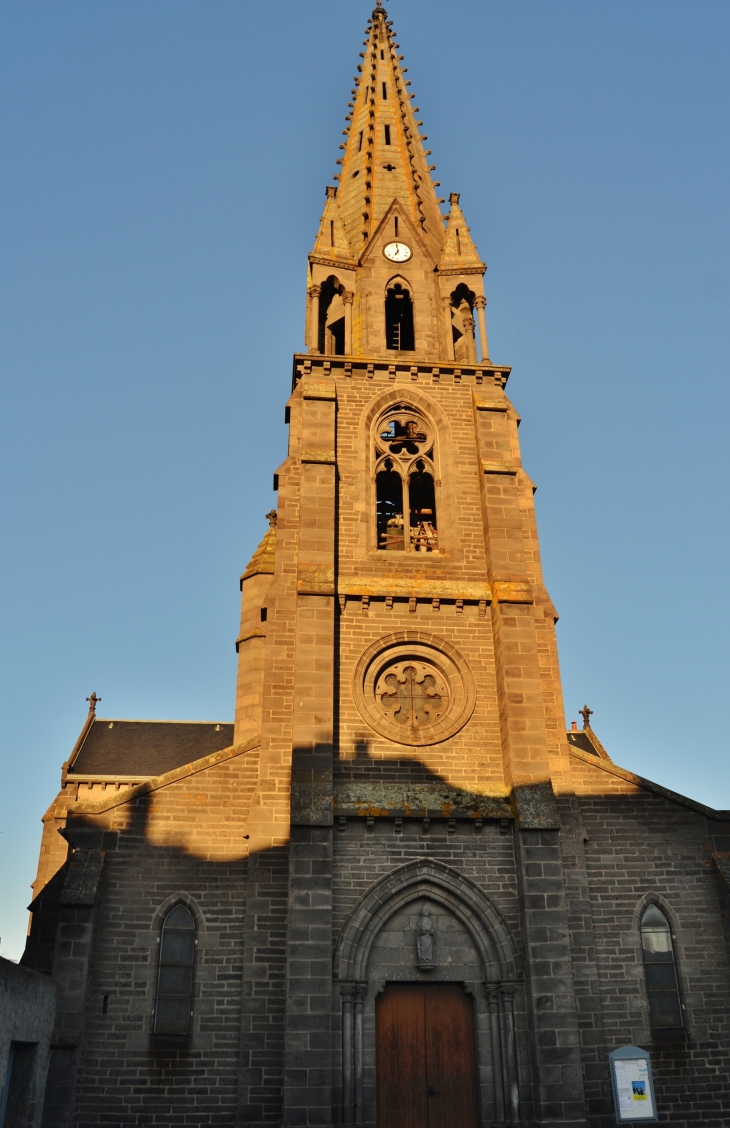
[19,6,730,1127]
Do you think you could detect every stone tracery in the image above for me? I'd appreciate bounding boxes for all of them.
[374,403,439,552]
[377,660,448,729]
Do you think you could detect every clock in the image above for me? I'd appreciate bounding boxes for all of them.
[383,241,412,263]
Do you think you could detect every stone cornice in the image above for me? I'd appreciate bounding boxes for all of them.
[297,565,336,595]
[236,628,267,651]
[301,379,337,400]
[308,254,356,271]
[289,574,534,605]
[482,458,520,475]
[474,392,508,412]
[66,773,153,784]
[291,353,511,391]
[437,265,486,277]
[338,576,491,602]
[333,782,511,819]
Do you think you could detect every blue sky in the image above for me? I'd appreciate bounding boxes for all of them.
[1,0,728,959]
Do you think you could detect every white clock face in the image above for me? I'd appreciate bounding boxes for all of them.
[383,241,412,263]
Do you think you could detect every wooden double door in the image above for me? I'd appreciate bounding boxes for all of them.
[376,983,480,1128]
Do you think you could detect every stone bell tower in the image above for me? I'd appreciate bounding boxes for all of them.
[234,2,572,816]
[232,4,585,1126]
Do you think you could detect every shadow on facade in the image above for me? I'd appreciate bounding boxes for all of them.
[20,740,730,1127]
[18,741,534,1128]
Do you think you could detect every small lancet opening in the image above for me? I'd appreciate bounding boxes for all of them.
[385,283,414,351]
[408,461,438,551]
[318,275,346,355]
[384,124,391,145]
[450,282,476,363]
[382,82,388,99]
[376,459,405,550]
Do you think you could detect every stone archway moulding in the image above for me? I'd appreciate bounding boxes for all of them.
[360,384,452,443]
[150,891,206,935]
[334,857,521,982]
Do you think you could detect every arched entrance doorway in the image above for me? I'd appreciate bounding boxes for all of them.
[334,858,523,1126]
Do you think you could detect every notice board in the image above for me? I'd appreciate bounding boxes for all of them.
[609,1045,658,1123]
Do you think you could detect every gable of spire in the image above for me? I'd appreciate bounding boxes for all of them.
[359,196,437,270]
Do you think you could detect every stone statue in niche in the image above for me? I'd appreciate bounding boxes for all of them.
[416,905,435,969]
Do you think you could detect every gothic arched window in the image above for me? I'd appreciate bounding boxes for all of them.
[385,283,415,351]
[450,283,476,363]
[640,904,683,1031]
[375,405,438,552]
[318,275,346,355]
[154,904,195,1036]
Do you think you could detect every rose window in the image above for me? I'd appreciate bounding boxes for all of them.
[376,661,449,730]
[353,635,476,747]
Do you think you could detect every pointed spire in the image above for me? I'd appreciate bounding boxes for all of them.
[311,186,355,265]
[439,192,485,272]
[333,6,446,262]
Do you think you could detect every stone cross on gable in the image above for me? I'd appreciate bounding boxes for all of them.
[580,704,593,730]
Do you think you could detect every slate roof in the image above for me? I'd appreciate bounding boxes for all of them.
[68,719,234,779]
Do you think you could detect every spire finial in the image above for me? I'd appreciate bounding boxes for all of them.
[580,704,593,730]
[86,692,101,715]
[266,510,278,530]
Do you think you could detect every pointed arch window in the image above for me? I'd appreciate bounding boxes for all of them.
[640,905,683,1032]
[449,283,476,363]
[375,405,438,552]
[154,904,195,1036]
[385,283,414,351]
[318,275,346,355]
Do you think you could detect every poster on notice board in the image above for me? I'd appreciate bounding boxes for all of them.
[609,1046,658,1123]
